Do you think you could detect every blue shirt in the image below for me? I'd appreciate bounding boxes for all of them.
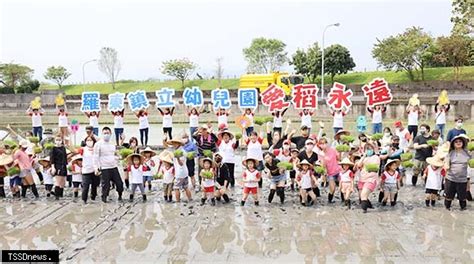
[446,128,466,142]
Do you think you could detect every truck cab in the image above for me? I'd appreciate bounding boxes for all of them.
[239,72,304,95]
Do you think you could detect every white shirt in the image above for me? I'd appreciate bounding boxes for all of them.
[246,138,263,161]
[81,147,95,174]
[340,170,354,182]
[129,165,146,184]
[72,164,82,182]
[174,157,188,179]
[31,113,42,127]
[396,128,410,150]
[43,168,54,185]
[143,159,155,177]
[94,140,118,170]
[219,140,236,164]
[160,166,174,184]
[114,115,124,129]
[273,115,283,128]
[333,112,344,128]
[372,109,382,124]
[217,114,228,126]
[435,111,446,125]
[138,115,149,129]
[298,170,313,189]
[245,114,254,127]
[425,166,444,190]
[89,115,99,128]
[408,111,418,126]
[243,169,259,188]
[189,114,199,127]
[382,171,399,184]
[162,114,172,128]
[301,113,312,128]
[58,113,68,127]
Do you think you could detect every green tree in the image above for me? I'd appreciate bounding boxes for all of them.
[161,58,197,88]
[372,27,433,81]
[44,66,71,89]
[451,0,473,35]
[243,37,287,73]
[290,43,322,83]
[324,44,356,82]
[98,47,121,89]
[0,63,34,88]
[434,34,473,80]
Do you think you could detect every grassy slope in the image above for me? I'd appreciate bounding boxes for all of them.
[40,66,474,95]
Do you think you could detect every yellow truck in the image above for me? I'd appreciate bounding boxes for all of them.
[239,72,304,95]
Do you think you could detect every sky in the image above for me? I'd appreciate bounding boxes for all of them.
[1,0,453,85]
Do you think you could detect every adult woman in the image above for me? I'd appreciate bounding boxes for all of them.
[111,109,124,145]
[444,134,471,211]
[136,110,150,146]
[50,135,68,200]
[13,140,39,198]
[356,143,380,213]
[318,137,341,203]
[79,135,100,203]
[217,129,238,188]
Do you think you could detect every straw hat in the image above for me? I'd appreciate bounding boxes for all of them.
[140,147,156,157]
[165,139,184,148]
[426,156,444,167]
[126,153,145,164]
[200,157,216,168]
[334,130,350,140]
[71,155,83,165]
[297,159,314,169]
[450,134,469,149]
[242,156,259,167]
[158,150,174,164]
[338,157,354,166]
[200,124,210,130]
[19,140,29,149]
[384,159,400,170]
[38,156,50,166]
[0,154,13,166]
[217,129,234,139]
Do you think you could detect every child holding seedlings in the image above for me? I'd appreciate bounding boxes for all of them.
[338,158,355,208]
[381,159,401,206]
[423,156,445,207]
[71,155,83,199]
[125,153,148,202]
[264,152,286,204]
[200,157,216,206]
[39,157,54,197]
[141,147,156,191]
[289,148,300,191]
[158,151,175,202]
[170,145,192,203]
[241,157,261,206]
[296,160,317,206]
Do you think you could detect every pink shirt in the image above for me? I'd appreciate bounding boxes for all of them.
[322,148,340,176]
[360,155,380,183]
[13,150,32,170]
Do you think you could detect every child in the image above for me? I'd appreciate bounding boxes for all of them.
[216,108,230,128]
[200,157,216,205]
[272,109,288,135]
[244,131,264,187]
[136,110,150,146]
[381,159,401,206]
[289,147,300,191]
[356,115,367,134]
[71,155,83,198]
[338,158,355,208]
[242,108,255,136]
[158,150,175,202]
[241,157,261,206]
[85,111,100,136]
[299,109,314,134]
[111,109,125,145]
[423,156,445,207]
[158,107,175,139]
[141,147,156,191]
[296,160,318,206]
[264,152,286,204]
[165,139,192,203]
[125,153,148,202]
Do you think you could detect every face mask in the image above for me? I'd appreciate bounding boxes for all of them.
[456,122,463,128]
[306,145,314,151]
[419,128,427,134]
[361,137,367,142]
[55,140,62,146]
[392,143,399,148]
[283,145,290,150]
[86,141,94,147]
[103,134,111,142]
[130,143,136,148]
[366,149,374,157]
[384,132,390,137]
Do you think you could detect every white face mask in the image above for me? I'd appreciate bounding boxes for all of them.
[305,145,314,151]
[103,134,111,142]
[55,140,62,146]
[283,145,290,150]
[86,141,94,147]
[456,122,463,128]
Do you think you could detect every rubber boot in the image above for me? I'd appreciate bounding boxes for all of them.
[382,201,387,206]
[277,187,285,204]
[118,193,123,201]
[367,199,374,209]
[148,183,151,191]
[431,199,436,206]
[129,194,134,202]
[394,193,398,203]
[425,200,430,207]
[268,189,276,203]
[124,179,130,189]
[74,191,78,198]
[216,196,222,202]
[163,196,167,202]
[168,195,172,202]
[361,200,368,213]
[31,184,39,198]
[223,194,230,203]
[55,186,61,200]
[328,193,334,203]
[390,201,396,206]
[241,200,245,206]
[21,185,28,198]
[378,191,384,203]
[444,199,452,210]
[37,171,44,183]
[314,187,320,197]
[467,191,473,201]
[411,175,418,186]
[0,187,6,198]
[211,198,216,206]
[347,199,351,209]
[201,198,206,205]
[142,194,147,202]
[60,188,64,197]
[255,201,259,206]
[340,192,345,203]
[460,200,467,211]
[290,183,295,192]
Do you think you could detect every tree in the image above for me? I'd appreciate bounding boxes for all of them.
[451,0,473,35]
[98,47,121,89]
[372,27,433,81]
[290,43,322,83]
[44,66,71,89]
[324,44,356,82]
[215,57,224,88]
[243,37,287,73]
[0,63,33,88]
[434,35,473,80]
[161,58,197,88]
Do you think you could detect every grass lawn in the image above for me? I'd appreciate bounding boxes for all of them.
[40,66,474,95]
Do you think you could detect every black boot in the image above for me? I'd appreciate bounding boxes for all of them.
[328,193,334,203]
[102,195,107,203]
[74,191,78,198]
[201,198,206,205]
[431,199,436,206]
[378,191,384,203]
[55,186,61,200]
[31,184,39,198]
[290,183,295,192]
[390,201,396,206]
[255,201,259,206]
[37,171,44,183]
[125,179,129,189]
[347,199,351,209]
[129,194,134,202]
[382,201,387,206]
[148,183,152,191]
[241,200,245,206]
[394,193,398,203]
[277,187,285,204]
[367,199,374,209]
[222,194,230,203]
[211,198,216,206]
[216,196,222,202]
[163,196,167,202]
[467,191,473,201]
[21,185,28,198]
[444,199,452,210]
[142,194,147,202]
[425,200,430,207]
[0,187,5,198]
[268,189,276,203]
[411,175,418,186]
[340,192,345,203]
[361,200,368,213]
[460,200,467,211]
[314,187,320,197]
[60,188,64,197]
[118,193,123,201]
[168,195,172,202]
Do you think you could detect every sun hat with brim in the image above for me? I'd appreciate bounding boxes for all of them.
[242,157,259,167]
[20,140,29,149]
[71,155,83,165]
[200,157,216,168]
[450,134,469,149]
[200,124,210,130]
[305,139,315,145]
[334,130,350,140]
[159,151,174,165]
[140,147,156,157]
[297,159,314,169]
[384,159,400,170]
[126,153,145,164]
[165,139,184,148]
[38,157,50,166]
[217,130,234,139]
[0,154,13,166]
[426,157,444,167]
[338,157,354,166]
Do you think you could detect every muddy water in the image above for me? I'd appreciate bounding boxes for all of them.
[1,179,473,263]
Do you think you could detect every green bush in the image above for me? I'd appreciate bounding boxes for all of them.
[0,87,15,94]
[402,161,414,168]
[340,135,355,143]
[400,152,413,161]
[33,146,42,154]
[154,173,163,180]
[277,161,293,170]
[314,166,326,175]
[119,148,134,160]
[254,117,266,126]
[3,140,18,149]
[335,144,350,153]
[365,163,380,172]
